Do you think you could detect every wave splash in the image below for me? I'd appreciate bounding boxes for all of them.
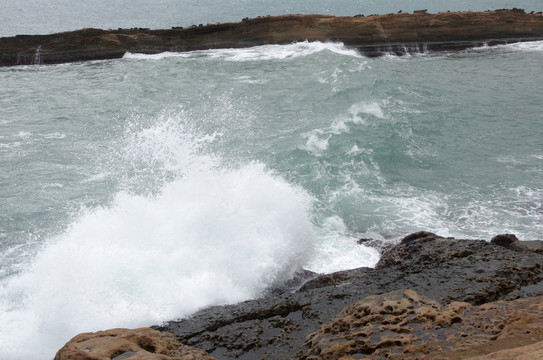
[0,113,315,360]
[124,41,362,62]
[499,40,543,52]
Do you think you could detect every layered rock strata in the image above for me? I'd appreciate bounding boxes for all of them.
[2,9,543,66]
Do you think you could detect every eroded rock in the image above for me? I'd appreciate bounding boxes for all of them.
[54,328,216,360]
[299,290,543,360]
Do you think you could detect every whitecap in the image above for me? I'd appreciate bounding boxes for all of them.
[42,133,66,139]
[123,51,192,61]
[0,115,315,360]
[17,131,32,139]
[0,142,21,149]
[346,144,362,156]
[82,172,111,183]
[303,133,329,155]
[123,41,363,63]
[502,40,543,52]
[306,216,380,273]
[349,101,385,120]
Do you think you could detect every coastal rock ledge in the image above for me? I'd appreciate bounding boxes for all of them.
[2,9,543,66]
[55,232,543,360]
[299,289,543,359]
[54,327,216,360]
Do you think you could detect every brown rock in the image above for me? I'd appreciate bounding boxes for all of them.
[298,290,543,360]
[400,231,438,244]
[375,231,442,270]
[490,233,529,252]
[54,328,217,360]
[1,9,543,66]
[521,240,543,255]
[464,340,543,359]
[298,267,371,292]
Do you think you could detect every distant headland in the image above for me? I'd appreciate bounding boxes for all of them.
[1,8,543,66]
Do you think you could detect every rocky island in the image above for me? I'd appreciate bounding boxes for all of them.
[1,9,543,66]
[54,232,543,359]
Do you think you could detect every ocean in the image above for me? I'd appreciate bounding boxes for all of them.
[1,1,543,359]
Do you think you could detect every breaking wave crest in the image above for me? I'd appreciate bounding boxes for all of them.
[0,113,315,360]
[123,41,362,62]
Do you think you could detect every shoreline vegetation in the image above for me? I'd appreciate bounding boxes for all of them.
[54,232,543,359]
[1,8,543,67]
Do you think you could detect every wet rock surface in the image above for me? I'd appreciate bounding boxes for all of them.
[154,232,543,359]
[2,9,543,66]
[490,233,528,252]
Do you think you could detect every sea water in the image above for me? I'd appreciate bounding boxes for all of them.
[1,1,543,359]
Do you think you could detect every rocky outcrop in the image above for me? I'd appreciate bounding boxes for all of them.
[152,232,543,359]
[299,289,543,359]
[2,9,543,66]
[490,233,528,252]
[54,328,216,360]
[54,232,543,359]
[489,233,543,255]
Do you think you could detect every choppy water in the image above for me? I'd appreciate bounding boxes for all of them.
[1,2,543,360]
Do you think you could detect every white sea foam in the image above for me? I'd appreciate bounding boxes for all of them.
[349,101,385,120]
[123,51,192,61]
[357,182,543,242]
[234,75,268,84]
[302,101,387,152]
[0,142,21,149]
[17,131,32,139]
[501,40,543,52]
[42,183,64,189]
[306,216,379,273]
[0,115,316,360]
[42,132,66,139]
[124,41,362,63]
[238,41,361,60]
[303,132,329,155]
[300,100,393,159]
[82,172,112,183]
[334,101,387,132]
[346,144,362,156]
[468,40,543,55]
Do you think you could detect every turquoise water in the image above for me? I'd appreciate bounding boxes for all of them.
[1,2,543,359]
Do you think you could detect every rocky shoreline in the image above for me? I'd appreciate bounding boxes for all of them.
[2,9,543,67]
[55,232,543,359]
